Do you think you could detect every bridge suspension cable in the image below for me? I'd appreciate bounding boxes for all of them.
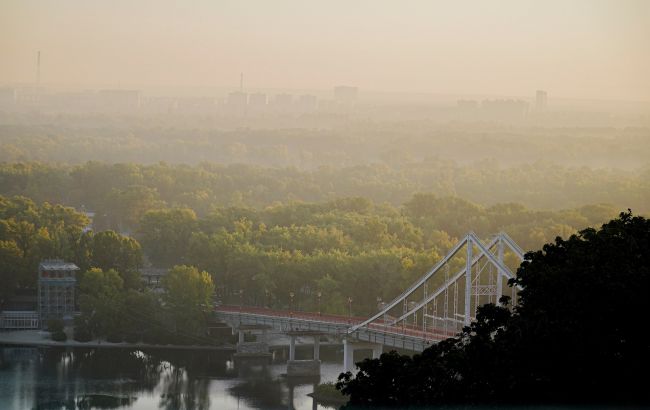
[348,232,525,335]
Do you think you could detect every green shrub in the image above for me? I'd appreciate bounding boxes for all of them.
[51,330,67,342]
[73,327,92,342]
[47,319,64,333]
[123,333,140,344]
[106,333,123,343]
[311,382,348,405]
[142,328,166,345]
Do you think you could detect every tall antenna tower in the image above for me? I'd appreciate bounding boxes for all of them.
[36,50,41,86]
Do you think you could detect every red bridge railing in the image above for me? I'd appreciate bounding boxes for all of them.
[215,305,458,342]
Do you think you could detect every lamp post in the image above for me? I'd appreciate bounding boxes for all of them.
[377,296,385,329]
[239,289,244,312]
[289,291,295,317]
[317,291,322,316]
[347,296,353,323]
[251,276,257,306]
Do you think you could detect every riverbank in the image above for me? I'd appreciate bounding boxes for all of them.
[0,330,235,351]
[0,330,343,351]
[308,382,349,407]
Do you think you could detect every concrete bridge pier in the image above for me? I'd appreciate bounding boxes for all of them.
[343,339,383,373]
[286,330,324,377]
[233,325,272,358]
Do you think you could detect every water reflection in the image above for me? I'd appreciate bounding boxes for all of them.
[158,367,211,410]
[0,346,343,410]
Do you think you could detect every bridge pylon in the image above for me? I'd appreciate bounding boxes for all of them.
[348,232,525,340]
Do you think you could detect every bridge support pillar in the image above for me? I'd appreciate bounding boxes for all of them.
[289,335,296,361]
[344,339,384,372]
[343,338,354,372]
[286,331,323,377]
[313,335,320,360]
[234,325,272,358]
[372,344,383,359]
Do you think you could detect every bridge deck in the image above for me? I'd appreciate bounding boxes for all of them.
[215,305,459,352]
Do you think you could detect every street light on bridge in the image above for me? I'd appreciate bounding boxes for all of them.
[377,296,388,330]
[289,291,295,317]
[348,296,353,323]
[317,291,322,316]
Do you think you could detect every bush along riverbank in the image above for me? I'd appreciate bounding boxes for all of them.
[309,382,349,407]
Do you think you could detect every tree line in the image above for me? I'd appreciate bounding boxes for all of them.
[0,190,625,318]
[0,195,216,344]
[0,161,647,229]
[1,115,648,170]
[74,265,214,344]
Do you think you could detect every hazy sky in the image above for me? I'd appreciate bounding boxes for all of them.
[1,0,649,100]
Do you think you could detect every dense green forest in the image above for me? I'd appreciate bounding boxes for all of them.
[0,190,621,318]
[1,114,647,342]
[1,161,647,221]
[0,195,216,344]
[1,115,648,169]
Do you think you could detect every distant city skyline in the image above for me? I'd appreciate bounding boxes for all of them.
[1,1,649,102]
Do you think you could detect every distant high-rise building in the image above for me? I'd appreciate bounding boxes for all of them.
[297,94,318,112]
[228,91,248,107]
[227,91,248,116]
[248,93,268,115]
[274,93,293,106]
[0,87,17,107]
[457,100,479,110]
[272,93,293,114]
[481,99,529,121]
[535,90,548,111]
[334,86,358,103]
[248,93,267,106]
[98,89,141,112]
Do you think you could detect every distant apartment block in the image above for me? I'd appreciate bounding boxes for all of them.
[536,90,548,111]
[297,94,318,113]
[481,99,529,120]
[248,93,268,115]
[334,86,358,103]
[228,91,248,107]
[0,87,17,107]
[97,89,141,112]
[248,93,268,106]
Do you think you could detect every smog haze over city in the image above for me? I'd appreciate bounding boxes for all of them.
[2,0,650,101]
[0,1,649,410]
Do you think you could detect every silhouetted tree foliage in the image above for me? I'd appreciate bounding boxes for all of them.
[337,211,650,407]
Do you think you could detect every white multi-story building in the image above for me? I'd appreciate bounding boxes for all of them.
[38,260,79,325]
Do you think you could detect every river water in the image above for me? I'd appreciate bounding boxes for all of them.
[0,345,350,410]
